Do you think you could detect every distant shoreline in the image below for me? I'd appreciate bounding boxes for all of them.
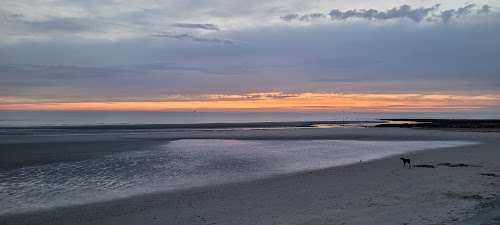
[3,119,500,136]
[2,118,500,130]
[2,111,499,128]
[375,119,500,130]
[0,120,380,130]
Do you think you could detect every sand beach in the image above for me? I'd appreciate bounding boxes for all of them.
[1,127,499,225]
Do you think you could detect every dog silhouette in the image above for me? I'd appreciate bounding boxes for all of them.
[400,157,411,167]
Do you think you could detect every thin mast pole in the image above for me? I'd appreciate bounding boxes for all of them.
[342,111,344,128]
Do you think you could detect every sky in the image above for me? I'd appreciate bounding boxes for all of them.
[0,0,499,112]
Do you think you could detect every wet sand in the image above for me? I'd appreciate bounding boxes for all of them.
[1,128,499,225]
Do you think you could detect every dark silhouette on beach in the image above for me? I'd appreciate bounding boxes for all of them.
[400,157,411,167]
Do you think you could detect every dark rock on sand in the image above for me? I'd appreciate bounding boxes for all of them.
[479,173,498,177]
[438,163,474,167]
[414,164,436,168]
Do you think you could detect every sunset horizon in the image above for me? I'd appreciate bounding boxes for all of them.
[1,1,500,224]
[2,92,500,112]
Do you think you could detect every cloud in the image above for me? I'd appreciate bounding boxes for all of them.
[440,4,477,23]
[2,13,499,98]
[299,13,326,21]
[280,14,300,22]
[282,3,491,23]
[25,19,89,32]
[4,14,90,32]
[478,5,491,14]
[0,62,212,80]
[308,58,382,69]
[170,23,219,30]
[153,33,238,44]
[0,1,499,105]
[197,62,259,75]
[0,61,262,97]
[328,4,441,23]
[131,63,195,71]
[39,65,127,77]
[281,13,327,22]
[1,64,127,79]
[457,4,477,16]
[439,10,456,23]
[309,78,365,83]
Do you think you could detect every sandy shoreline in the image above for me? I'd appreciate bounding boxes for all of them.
[0,126,496,144]
[1,128,499,225]
[0,120,378,130]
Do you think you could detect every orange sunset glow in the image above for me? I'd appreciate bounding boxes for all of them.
[2,92,499,112]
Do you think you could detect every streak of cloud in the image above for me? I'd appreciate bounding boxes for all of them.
[4,14,90,32]
[153,33,238,44]
[281,13,325,22]
[308,58,382,69]
[170,23,219,30]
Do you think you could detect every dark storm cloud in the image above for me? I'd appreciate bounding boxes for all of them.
[170,23,220,30]
[153,33,238,44]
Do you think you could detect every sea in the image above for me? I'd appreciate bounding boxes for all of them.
[1,111,499,127]
[0,111,497,216]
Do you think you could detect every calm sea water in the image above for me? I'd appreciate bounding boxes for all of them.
[0,139,477,215]
[0,111,498,127]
